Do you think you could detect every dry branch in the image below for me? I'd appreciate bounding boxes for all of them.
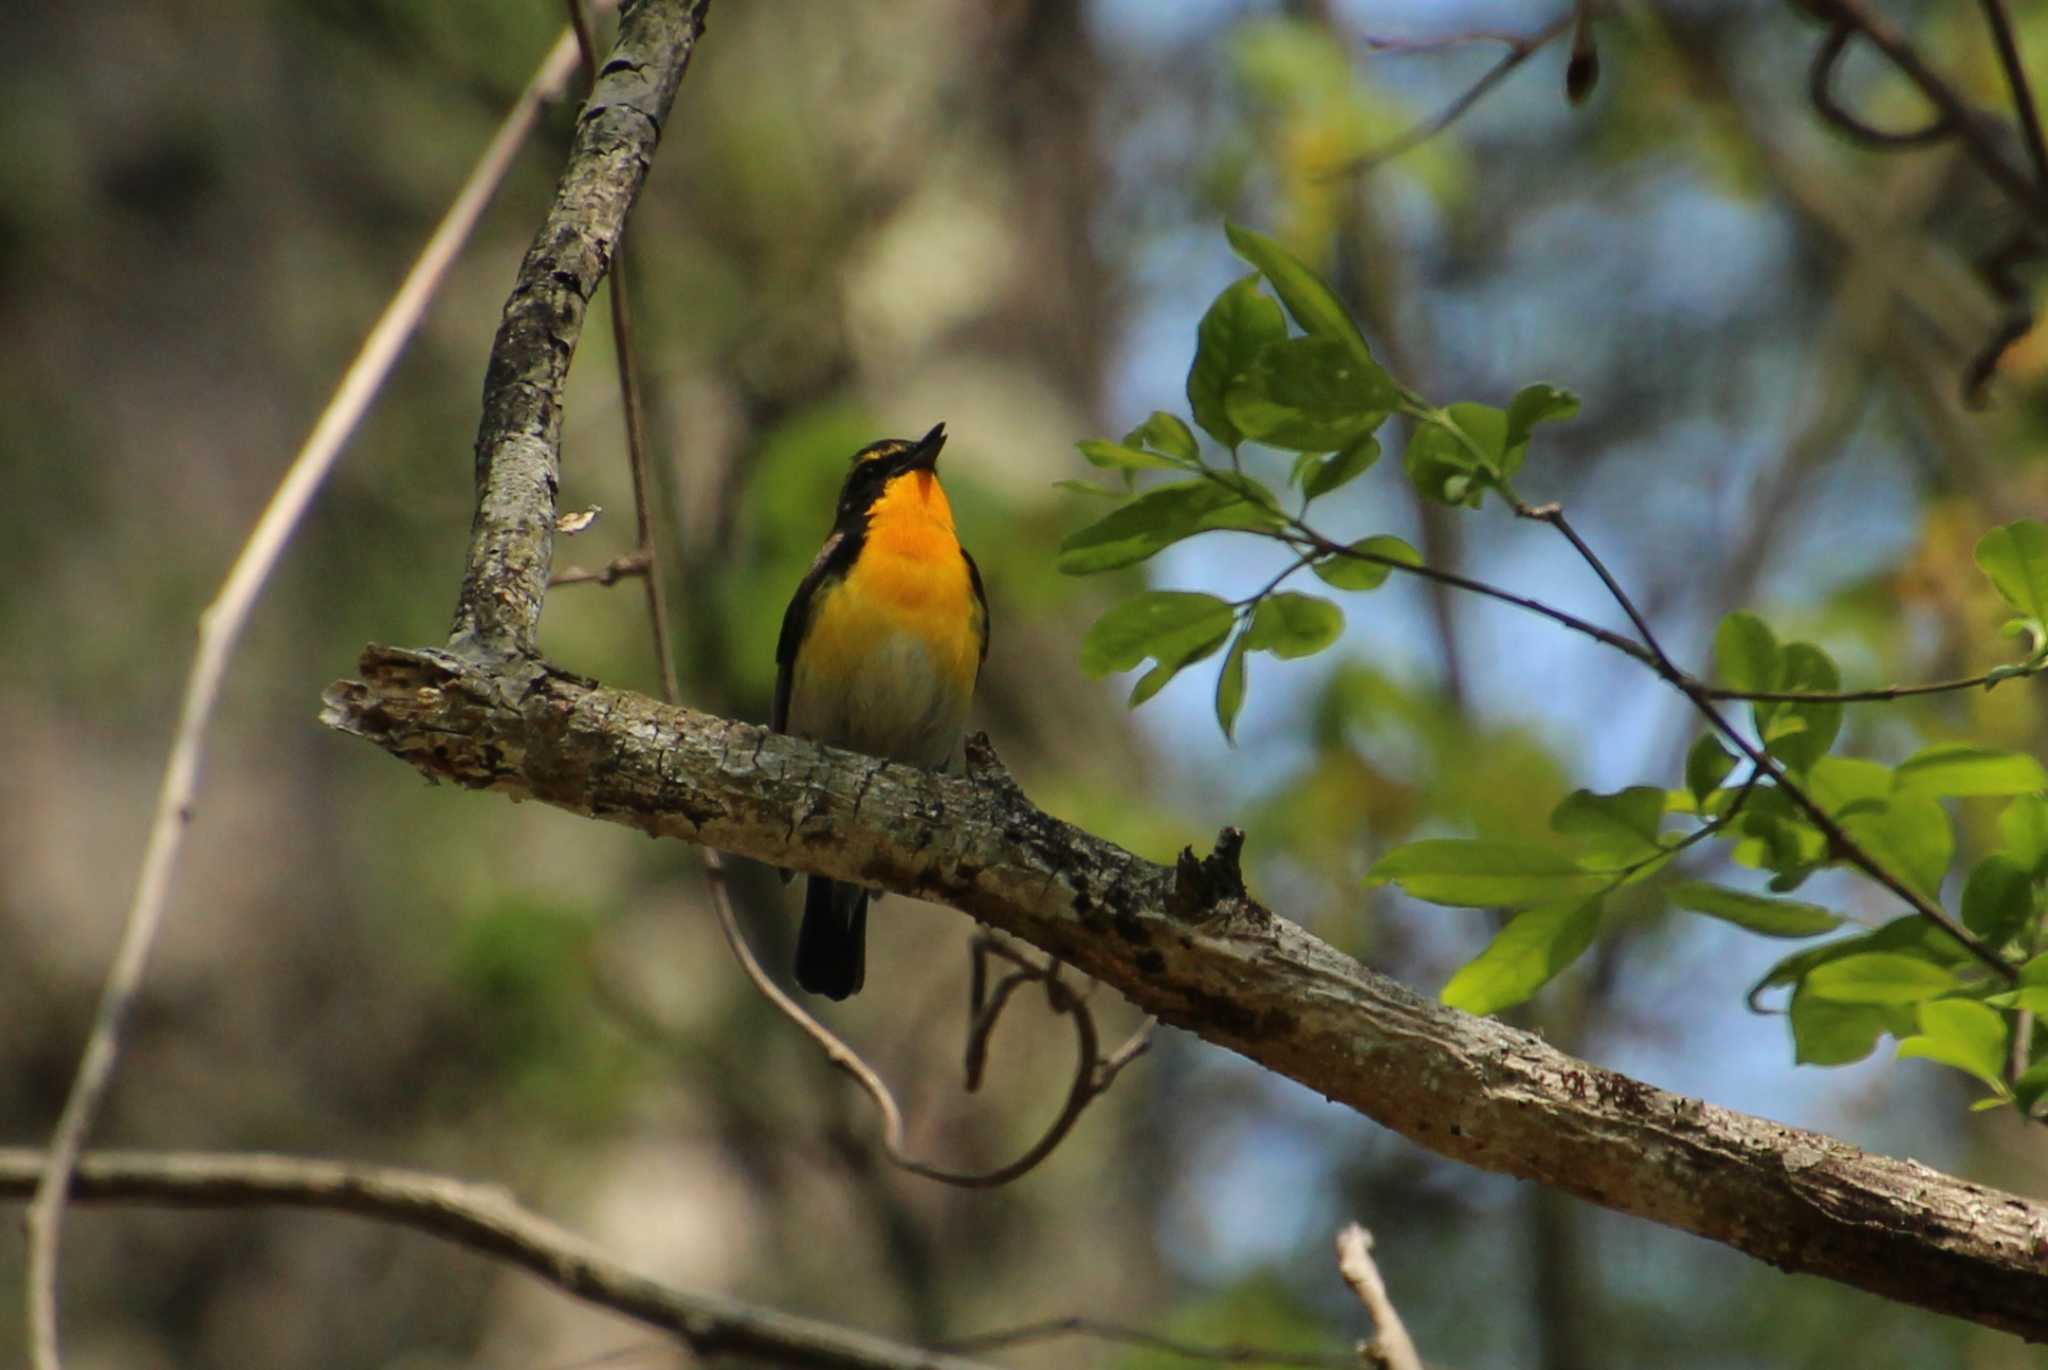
[321,648,2048,1341]
[0,1149,993,1370]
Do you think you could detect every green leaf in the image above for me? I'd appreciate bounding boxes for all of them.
[1982,986,2048,1014]
[1749,916,1971,1011]
[1503,383,1580,452]
[2001,794,2048,875]
[1551,786,1668,867]
[1215,629,1250,742]
[1224,337,1396,452]
[1896,998,2010,1094]
[1759,642,1841,772]
[1667,881,1842,938]
[1838,794,1954,897]
[1804,952,1959,1005]
[1437,403,1509,474]
[1077,438,1181,472]
[1685,734,1738,806]
[2013,1057,2048,1115]
[1366,840,1610,908]
[1789,985,1890,1066]
[1245,591,1344,659]
[1225,222,1375,363]
[1440,897,1603,1016]
[1053,478,1128,499]
[1300,434,1381,500]
[1313,534,1420,591]
[1128,411,1199,464]
[1058,480,1258,574]
[1714,612,1778,693]
[1974,518,2048,625]
[1081,592,1237,710]
[1961,853,2035,945]
[1402,421,1480,506]
[1808,756,1892,811]
[1894,743,2048,797]
[1188,275,1288,449]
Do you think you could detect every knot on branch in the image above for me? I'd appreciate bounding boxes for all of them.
[964,731,1029,806]
[1168,827,1254,923]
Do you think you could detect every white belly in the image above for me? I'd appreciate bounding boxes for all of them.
[785,627,969,769]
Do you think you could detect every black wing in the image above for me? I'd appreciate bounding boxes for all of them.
[773,529,851,733]
[964,546,990,670]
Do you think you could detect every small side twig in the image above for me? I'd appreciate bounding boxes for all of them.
[937,1314,1360,1368]
[1333,13,1576,176]
[21,25,594,1370]
[708,867,1145,1188]
[1334,1224,1422,1370]
[551,550,652,587]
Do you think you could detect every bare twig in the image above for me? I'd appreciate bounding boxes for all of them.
[1981,0,2048,191]
[938,1314,1359,1367]
[1334,13,1575,176]
[1803,0,2048,402]
[1334,1224,1422,1370]
[551,550,652,587]
[1281,523,2044,705]
[707,863,1141,1188]
[0,1148,997,1370]
[21,28,591,1370]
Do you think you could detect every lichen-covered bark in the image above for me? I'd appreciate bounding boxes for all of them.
[449,0,713,662]
[323,645,2048,1341]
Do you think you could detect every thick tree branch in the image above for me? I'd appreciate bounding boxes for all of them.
[320,647,2048,1341]
[0,1149,993,1370]
[449,0,712,663]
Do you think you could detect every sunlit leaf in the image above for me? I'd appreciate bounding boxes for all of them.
[1749,916,1971,1010]
[1225,337,1396,452]
[1078,438,1181,472]
[1551,786,1667,867]
[1404,423,1484,507]
[1974,518,2048,625]
[1082,592,1237,709]
[1440,897,1602,1015]
[1188,274,1288,449]
[1804,952,1958,1005]
[1808,756,1891,811]
[1789,984,1890,1066]
[2001,794,2048,876]
[1128,411,1199,464]
[1838,794,1953,897]
[1893,743,2048,797]
[1667,881,1841,938]
[1367,840,1609,907]
[1245,591,1344,659]
[1313,534,1420,590]
[1058,480,1263,574]
[1225,222,1375,363]
[1896,998,2010,1094]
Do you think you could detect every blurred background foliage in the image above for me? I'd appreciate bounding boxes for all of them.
[3,1,2046,1367]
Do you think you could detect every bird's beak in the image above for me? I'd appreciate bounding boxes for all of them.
[905,422,946,472]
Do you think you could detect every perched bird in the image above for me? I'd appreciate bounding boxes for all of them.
[772,423,988,999]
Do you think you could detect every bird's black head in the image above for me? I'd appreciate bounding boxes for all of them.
[834,422,946,524]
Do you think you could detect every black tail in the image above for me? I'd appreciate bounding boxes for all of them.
[795,877,868,1000]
